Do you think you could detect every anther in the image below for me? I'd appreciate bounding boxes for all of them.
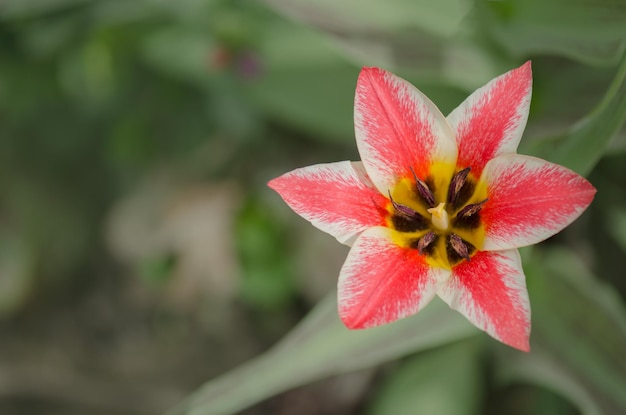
[447,167,471,205]
[456,199,488,218]
[449,234,470,262]
[417,232,436,254]
[388,191,419,218]
[410,167,436,208]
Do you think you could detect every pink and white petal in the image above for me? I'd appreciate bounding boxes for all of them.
[448,61,532,176]
[480,154,596,251]
[338,226,449,329]
[354,67,457,194]
[438,249,530,351]
[268,161,387,246]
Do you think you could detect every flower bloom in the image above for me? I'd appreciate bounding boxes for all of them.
[268,62,595,351]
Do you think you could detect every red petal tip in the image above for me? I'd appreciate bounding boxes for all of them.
[267,176,282,191]
[340,313,366,330]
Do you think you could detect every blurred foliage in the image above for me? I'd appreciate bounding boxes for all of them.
[499,248,626,415]
[166,294,477,415]
[236,195,295,311]
[483,0,626,65]
[0,0,624,414]
[366,339,484,415]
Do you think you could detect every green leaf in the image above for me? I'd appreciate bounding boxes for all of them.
[484,0,626,66]
[607,130,626,155]
[368,339,483,415]
[525,50,626,176]
[165,295,478,415]
[264,0,515,96]
[265,0,472,38]
[497,351,605,415]
[497,248,626,415]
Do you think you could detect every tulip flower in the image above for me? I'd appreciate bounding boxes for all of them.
[268,62,595,351]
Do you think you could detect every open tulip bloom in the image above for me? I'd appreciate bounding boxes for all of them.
[268,62,596,351]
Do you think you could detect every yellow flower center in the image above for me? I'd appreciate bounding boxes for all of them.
[386,165,487,270]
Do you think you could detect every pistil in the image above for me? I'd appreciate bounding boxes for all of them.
[427,202,449,230]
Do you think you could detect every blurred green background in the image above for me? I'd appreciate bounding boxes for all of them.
[0,0,625,414]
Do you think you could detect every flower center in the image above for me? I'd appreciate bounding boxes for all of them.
[387,167,487,269]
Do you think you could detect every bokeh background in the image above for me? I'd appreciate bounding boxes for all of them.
[0,1,625,414]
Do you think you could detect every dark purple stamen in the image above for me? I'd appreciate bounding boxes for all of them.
[410,166,435,207]
[447,167,471,205]
[457,199,488,218]
[450,234,470,262]
[388,191,419,218]
[417,232,436,254]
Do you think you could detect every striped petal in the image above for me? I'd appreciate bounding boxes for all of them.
[268,161,386,245]
[354,67,457,194]
[448,61,532,176]
[480,154,596,251]
[338,226,448,329]
[438,249,530,351]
